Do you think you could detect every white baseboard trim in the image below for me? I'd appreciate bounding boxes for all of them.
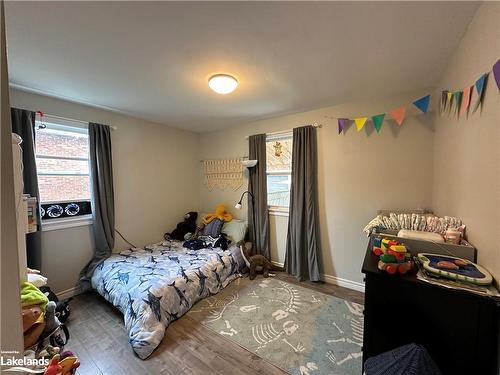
[320,274,365,293]
[271,261,365,293]
[271,261,284,268]
[56,286,82,300]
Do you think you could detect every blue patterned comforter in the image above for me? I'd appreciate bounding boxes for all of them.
[91,240,241,359]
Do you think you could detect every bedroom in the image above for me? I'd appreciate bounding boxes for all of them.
[0,1,498,375]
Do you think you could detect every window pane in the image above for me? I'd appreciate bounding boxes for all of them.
[38,175,91,202]
[36,158,89,175]
[266,138,292,172]
[35,128,89,158]
[267,175,290,207]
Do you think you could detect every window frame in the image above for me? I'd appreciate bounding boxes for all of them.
[266,132,293,215]
[34,116,93,230]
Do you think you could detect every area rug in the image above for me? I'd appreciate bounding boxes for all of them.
[187,277,364,375]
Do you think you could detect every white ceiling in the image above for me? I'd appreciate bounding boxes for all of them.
[5,1,479,132]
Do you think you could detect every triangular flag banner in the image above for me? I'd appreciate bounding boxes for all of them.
[453,91,463,116]
[389,106,406,126]
[354,117,367,132]
[337,118,348,134]
[371,114,385,133]
[460,86,472,116]
[475,73,487,95]
[493,59,500,90]
[447,91,454,111]
[413,95,430,113]
[440,91,448,113]
[473,73,489,113]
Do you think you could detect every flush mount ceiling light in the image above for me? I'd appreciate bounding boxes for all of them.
[208,74,238,94]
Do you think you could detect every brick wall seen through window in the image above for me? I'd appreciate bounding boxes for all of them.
[35,123,91,204]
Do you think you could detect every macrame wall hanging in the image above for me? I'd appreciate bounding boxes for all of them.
[203,158,244,191]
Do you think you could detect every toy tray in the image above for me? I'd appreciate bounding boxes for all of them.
[417,253,492,285]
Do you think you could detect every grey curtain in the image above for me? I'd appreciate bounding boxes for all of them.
[79,123,115,289]
[11,107,42,270]
[248,134,270,259]
[285,125,320,281]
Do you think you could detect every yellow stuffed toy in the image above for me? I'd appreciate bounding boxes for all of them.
[203,204,233,224]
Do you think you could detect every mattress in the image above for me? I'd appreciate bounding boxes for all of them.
[91,240,242,359]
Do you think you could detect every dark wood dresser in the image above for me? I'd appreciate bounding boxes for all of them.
[361,248,500,375]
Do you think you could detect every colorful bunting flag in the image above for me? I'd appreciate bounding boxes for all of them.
[453,91,463,116]
[447,91,454,111]
[475,73,487,95]
[413,95,430,113]
[460,86,472,116]
[332,57,500,136]
[354,117,367,132]
[389,106,406,126]
[441,91,448,113]
[337,118,348,134]
[371,114,385,133]
[473,73,489,113]
[493,59,500,90]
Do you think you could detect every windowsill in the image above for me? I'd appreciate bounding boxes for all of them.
[268,207,289,217]
[41,214,93,232]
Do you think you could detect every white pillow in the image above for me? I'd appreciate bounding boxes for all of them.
[222,220,248,244]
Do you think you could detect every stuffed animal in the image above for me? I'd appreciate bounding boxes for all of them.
[43,354,79,375]
[164,212,198,241]
[58,356,80,375]
[39,286,71,324]
[240,243,280,280]
[203,204,233,225]
[214,233,230,250]
[42,301,61,337]
[37,345,60,359]
[44,355,62,375]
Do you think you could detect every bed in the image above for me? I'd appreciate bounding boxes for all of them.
[91,240,243,359]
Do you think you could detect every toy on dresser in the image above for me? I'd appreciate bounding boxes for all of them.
[372,237,414,275]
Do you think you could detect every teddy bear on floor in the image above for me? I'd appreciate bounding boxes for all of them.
[164,212,198,241]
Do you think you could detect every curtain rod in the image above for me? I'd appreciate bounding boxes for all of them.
[244,123,322,140]
[37,112,118,130]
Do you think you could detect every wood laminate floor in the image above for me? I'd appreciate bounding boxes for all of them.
[67,272,364,375]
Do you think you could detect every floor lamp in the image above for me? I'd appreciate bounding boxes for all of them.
[235,159,258,246]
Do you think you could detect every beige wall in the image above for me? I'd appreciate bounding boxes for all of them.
[10,88,200,293]
[432,3,500,282]
[199,91,435,285]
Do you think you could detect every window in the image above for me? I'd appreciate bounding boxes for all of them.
[266,134,292,211]
[35,118,92,223]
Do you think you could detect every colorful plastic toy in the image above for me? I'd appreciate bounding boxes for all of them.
[374,237,414,275]
[418,253,493,285]
[372,236,383,256]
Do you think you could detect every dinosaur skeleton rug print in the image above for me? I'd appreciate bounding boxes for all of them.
[188,277,364,375]
[91,240,241,359]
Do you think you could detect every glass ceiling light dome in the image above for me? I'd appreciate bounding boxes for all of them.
[208,74,238,94]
